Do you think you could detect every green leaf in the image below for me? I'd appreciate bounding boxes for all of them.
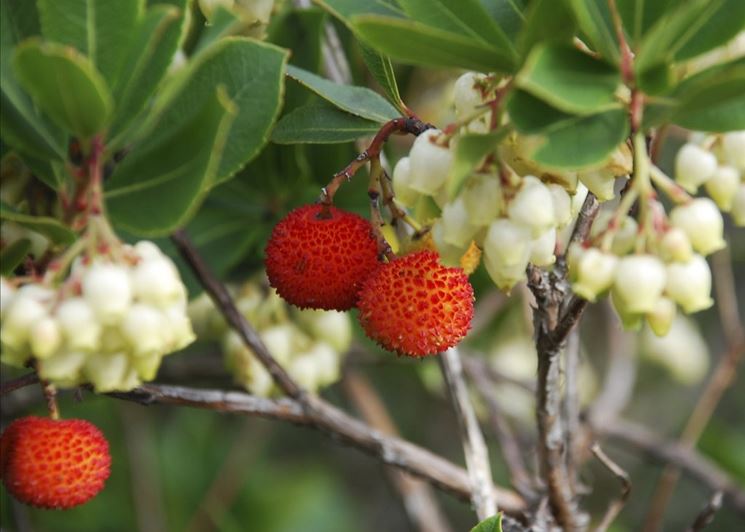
[569,0,619,64]
[145,38,289,185]
[672,65,745,132]
[0,237,31,275]
[107,4,186,146]
[518,0,575,57]
[478,0,528,41]
[13,40,113,139]
[0,1,66,162]
[471,513,503,532]
[358,43,403,111]
[193,5,245,55]
[286,65,399,122]
[105,87,236,236]
[517,45,621,114]
[448,130,507,198]
[397,0,515,54]
[0,202,76,245]
[616,0,676,45]
[675,0,745,62]
[507,90,575,134]
[313,0,403,22]
[38,0,142,86]
[528,109,629,169]
[272,102,380,144]
[352,15,517,73]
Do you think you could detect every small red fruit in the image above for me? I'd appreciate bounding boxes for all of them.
[265,204,380,310]
[1,416,111,509]
[357,250,474,357]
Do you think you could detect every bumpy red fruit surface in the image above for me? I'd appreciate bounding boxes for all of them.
[1,416,111,509]
[265,204,380,310]
[357,250,474,356]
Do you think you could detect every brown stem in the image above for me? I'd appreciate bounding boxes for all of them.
[1,372,40,395]
[688,491,723,532]
[591,443,631,531]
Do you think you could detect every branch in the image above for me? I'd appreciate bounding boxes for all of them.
[688,491,723,532]
[591,443,631,531]
[1,372,40,395]
[440,347,497,520]
[107,383,527,514]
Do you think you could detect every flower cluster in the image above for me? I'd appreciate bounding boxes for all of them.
[0,241,195,391]
[188,281,351,396]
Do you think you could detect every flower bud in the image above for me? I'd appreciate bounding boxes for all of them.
[720,131,745,171]
[483,218,531,268]
[83,263,132,323]
[571,248,618,302]
[441,197,479,247]
[732,184,745,226]
[84,352,129,392]
[121,304,168,356]
[1,291,48,351]
[462,175,500,225]
[453,72,487,118]
[659,227,693,263]
[705,165,740,211]
[508,176,556,236]
[408,129,452,196]
[548,184,572,227]
[613,254,667,313]
[669,198,725,256]
[675,143,717,192]
[30,317,62,359]
[392,157,419,207]
[646,297,676,337]
[131,257,185,307]
[666,254,713,313]
[55,298,102,351]
[530,228,556,266]
[37,350,86,386]
[579,169,616,201]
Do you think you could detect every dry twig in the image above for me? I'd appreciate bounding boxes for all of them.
[590,443,631,531]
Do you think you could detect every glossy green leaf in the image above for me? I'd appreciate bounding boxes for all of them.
[448,130,507,198]
[194,5,248,55]
[675,0,745,62]
[358,43,403,111]
[0,202,76,244]
[38,0,142,85]
[272,102,380,144]
[397,0,515,54]
[287,65,399,122]
[517,45,620,114]
[478,0,528,41]
[313,0,403,21]
[0,1,66,162]
[13,40,113,139]
[471,513,503,532]
[352,15,517,73]
[518,0,575,57]
[569,0,619,64]
[105,88,237,235]
[616,0,676,44]
[0,237,31,275]
[144,38,288,185]
[107,4,186,147]
[528,109,629,169]
[507,90,575,134]
[672,65,745,132]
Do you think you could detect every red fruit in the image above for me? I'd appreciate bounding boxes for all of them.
[1,416,111,509]
[265,204,380,310]
[357,250,474,357]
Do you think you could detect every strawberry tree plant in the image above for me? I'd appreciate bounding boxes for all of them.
[1,0,744,530]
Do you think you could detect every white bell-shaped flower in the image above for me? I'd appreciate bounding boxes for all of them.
[30,317,62,359]
[483,252,528,292]
[121,303,168,356]
[38,350,86,385]
[571,248,618,302]
[453,72,487,118]
[613,254,667,313]
[392,157,419,207]
[299,309,352,353]
[84,352,129,392]
[306,342,340,386]
[0,277,15,319]
[462,175,500,226]
[483,218,532,268]
[1,291,49,351]
[529,228,557,266]
[579,170,616,201]
[441,196,479,247]
[408,129,453,196]
[570,183,589,217]
[289,354,319,390]
[675,143,718,192]
[431,220,468,267]
[646,297,677,337]
[705,165,740,211]
[260,324,296,365]
[611,289,643,331]
[548,184,572,227]
[732,184,745,226]
[670,198,726,255]
[660,227,693,263]
[131,256,184,307]
[666,254,714,313]
[82,262,132,323]
[162,305,196,351]
[55,298,102,351]
[641,316,709,385]
[508,176,556,236]
[720,131,745,171]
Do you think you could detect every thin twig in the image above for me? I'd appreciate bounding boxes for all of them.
[344,370,453,532]
[563,328,581,496]
[590,443,631,531]
[1,372,40,395]
[687,491,723,532]
[439,347,497,520]
[106,383,527,514]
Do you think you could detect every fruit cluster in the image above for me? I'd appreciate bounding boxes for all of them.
[1,416,111,509]
[189,281,352,395]
[264,204,474,357]
[0,240,195,391]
